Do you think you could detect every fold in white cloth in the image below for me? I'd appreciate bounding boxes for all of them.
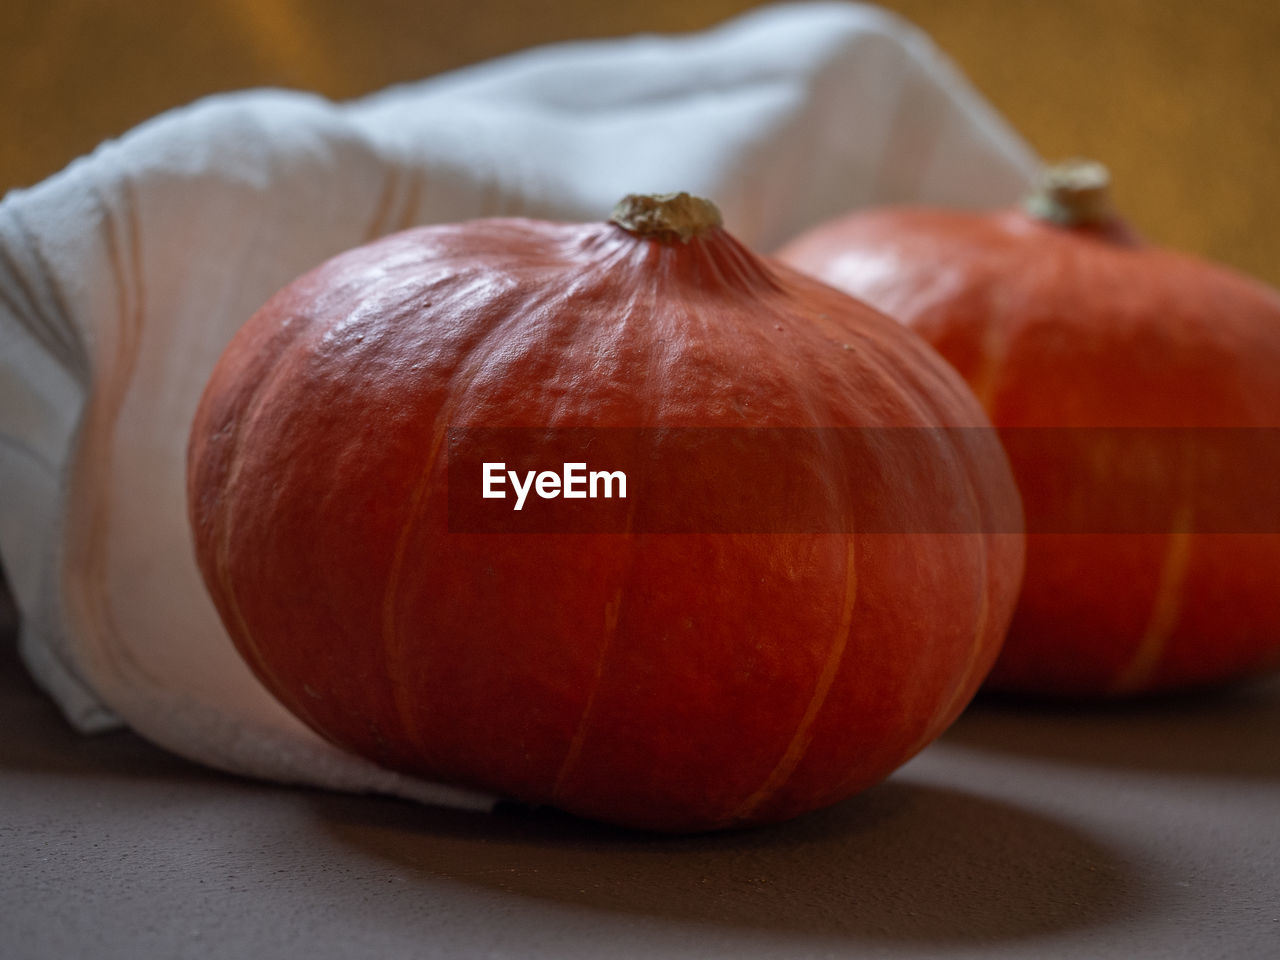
[0,1,1037,808]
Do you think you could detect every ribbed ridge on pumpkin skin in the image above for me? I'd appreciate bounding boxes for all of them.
[853,277,1014,743]
[379,417,451,764]
[878,329,1005,756]
[189,279,332,738]
[1111,504,1194,694]
[549,586,625,804]
[197,256,527,769]
[725,538,859,823]
[190,213,1022,831]
[715,267,1019,827]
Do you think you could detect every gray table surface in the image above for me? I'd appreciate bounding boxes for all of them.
[3,582,1277,959]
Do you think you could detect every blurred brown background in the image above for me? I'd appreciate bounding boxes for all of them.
[3,0,1278,284]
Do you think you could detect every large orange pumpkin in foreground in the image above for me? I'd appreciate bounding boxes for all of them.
[778,162,1280,697]
[188,194,1022,831]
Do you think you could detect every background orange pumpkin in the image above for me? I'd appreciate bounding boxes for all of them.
[778,162,1280,696]
[187,195,1023,830]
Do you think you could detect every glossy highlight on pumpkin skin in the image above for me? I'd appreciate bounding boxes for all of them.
[188,205,1023,832]
[777,183,1280,698]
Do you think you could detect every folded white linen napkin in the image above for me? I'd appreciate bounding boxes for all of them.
[0,1,1037,808]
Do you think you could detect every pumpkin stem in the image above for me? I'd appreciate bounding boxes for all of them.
[610,192,723,243]
[1024,159,1118,228]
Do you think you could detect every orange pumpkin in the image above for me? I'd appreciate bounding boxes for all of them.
[188,193,1022,831]
[778,162,1280,696]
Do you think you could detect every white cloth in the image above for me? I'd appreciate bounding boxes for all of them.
[0,1,1037,807]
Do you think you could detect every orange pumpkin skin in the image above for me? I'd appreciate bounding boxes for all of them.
[188,202,1023,831]
[778,203,1280,696]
